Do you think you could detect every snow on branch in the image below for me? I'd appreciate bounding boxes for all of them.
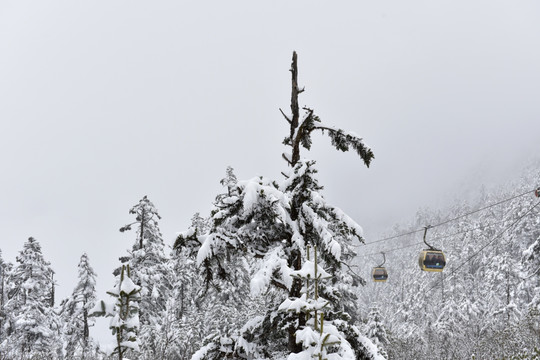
[250,245,293,296]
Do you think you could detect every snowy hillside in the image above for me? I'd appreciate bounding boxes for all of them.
[356,164,540,359]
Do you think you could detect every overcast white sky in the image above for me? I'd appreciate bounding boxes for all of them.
[1,0,539,334]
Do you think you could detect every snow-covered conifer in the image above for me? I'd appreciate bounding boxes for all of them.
[61,252,98,359]
[177,52,377,359]
[92,264,141,360]
[172,212,225,358]
[0,249,11,344]
[523,234,540,310]
[118,196,172,358]
[0,237,60,359]
[365,306,388,358]
[279,246,384,360]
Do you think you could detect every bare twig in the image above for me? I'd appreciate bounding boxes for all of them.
[279,108,292,124]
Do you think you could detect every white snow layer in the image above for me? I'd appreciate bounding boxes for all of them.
[120,275,140,295]
[191,342,217,360]
[251,246,293,296]
[279,294,329,313]
[291,260,331,280]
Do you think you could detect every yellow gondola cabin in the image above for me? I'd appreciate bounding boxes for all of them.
[418,250,446,272]
[418,226,446,272]
[372,252,388,282]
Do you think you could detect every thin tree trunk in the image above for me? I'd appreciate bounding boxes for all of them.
[288,248,304,353]
[290,51,301,166]
[50,273,55,307]
[286,51,305,353]
[140,209,145,250]
[83,307,89,347]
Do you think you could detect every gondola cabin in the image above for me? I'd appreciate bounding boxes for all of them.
[418,250,446,272]
[372,267,388,282]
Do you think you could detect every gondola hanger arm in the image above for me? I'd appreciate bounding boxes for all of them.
[423,225,439,251]
[377,252,386,267]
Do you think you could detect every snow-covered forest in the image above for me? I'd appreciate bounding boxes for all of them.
[2,164,539,359]
[356,164,540,359]
[1,51,539,359]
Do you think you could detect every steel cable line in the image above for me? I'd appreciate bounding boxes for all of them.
[363,241,424,257]
[361,216,514,257]
[422,199,540,294]
[429,189,535,228]
[362,187,536,247]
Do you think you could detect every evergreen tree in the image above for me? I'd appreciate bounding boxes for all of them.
[0,237,60,359]
[92,264,141,360]
[523,234,540,311]
[280,245,380,360]
[119,195,172,358]
[365,306,388,359]
[61,253,98,359]
[0,249,11,345]
[173,211,255,359]
[177,52,377,359]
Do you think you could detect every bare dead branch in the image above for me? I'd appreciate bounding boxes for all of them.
[279,108,292,124]
[271,279,289,291]
[282,153,293,166]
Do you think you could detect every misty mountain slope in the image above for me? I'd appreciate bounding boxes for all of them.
[356,164,540,359]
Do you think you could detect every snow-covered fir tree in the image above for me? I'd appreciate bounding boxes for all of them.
[118,195,172,358]
[177,52,380,359]
[364,306,388,359]
[0,237,61,359]
[169,213,208,357]
[92,264,141,360]
[60,252,99,359]
[523,234,540,313]
[279,245,385,360]
[0,249,12,347]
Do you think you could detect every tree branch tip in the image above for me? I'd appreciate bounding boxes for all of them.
[279,108,292,123]
[281,153,293,165]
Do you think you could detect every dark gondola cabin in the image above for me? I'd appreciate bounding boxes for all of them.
[418,250,446,272]
[372,267,388,282]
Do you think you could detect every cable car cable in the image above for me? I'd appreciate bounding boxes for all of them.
[362,187,536,247]
[429,188,535,228]
[421,199,540,294]
[361,218,511,257]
